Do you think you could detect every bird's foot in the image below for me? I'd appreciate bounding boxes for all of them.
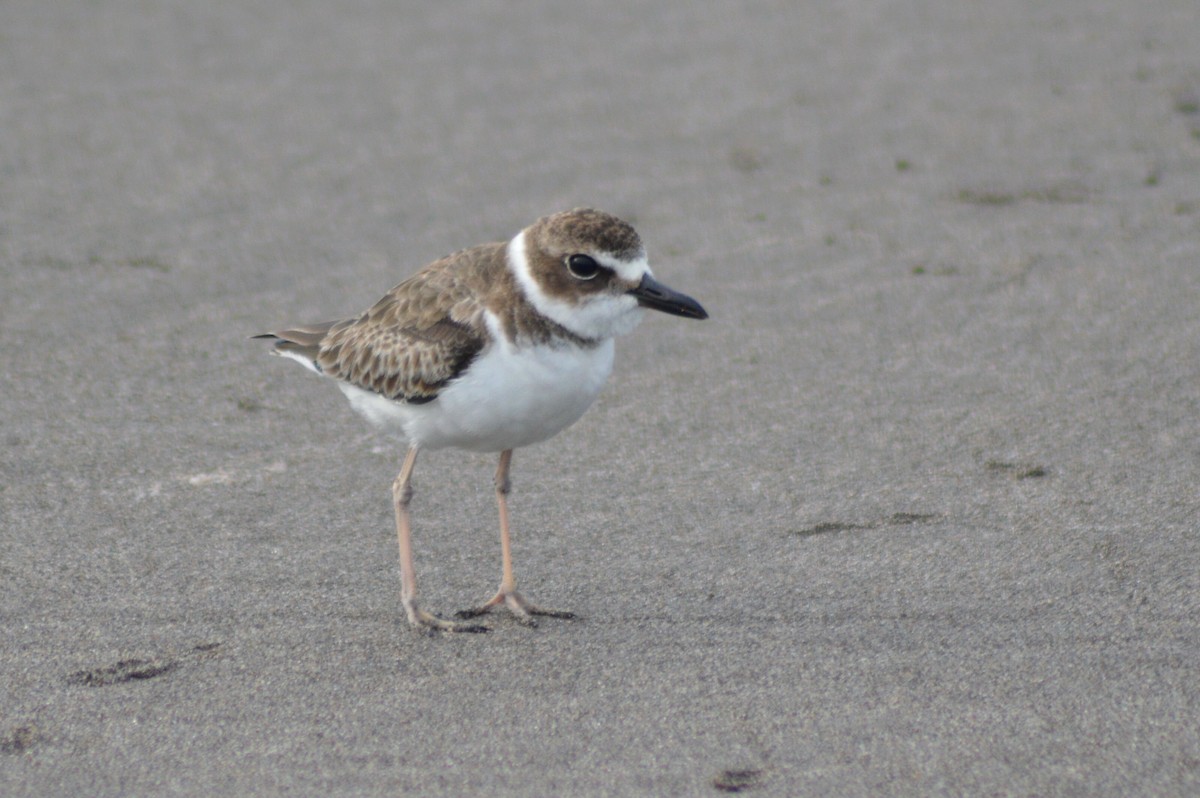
[404,601,489,634]
[455,589,576,628]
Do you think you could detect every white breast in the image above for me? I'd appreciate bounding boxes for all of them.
[337,323,616,453]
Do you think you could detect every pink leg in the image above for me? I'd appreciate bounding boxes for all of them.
[393,447,487,634]
[456,450,575,627]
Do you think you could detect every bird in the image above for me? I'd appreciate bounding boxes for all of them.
[254,208,707,633]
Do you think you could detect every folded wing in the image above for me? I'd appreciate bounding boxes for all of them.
[256,263,489,404]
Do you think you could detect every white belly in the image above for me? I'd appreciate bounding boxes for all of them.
[338,338,615,452]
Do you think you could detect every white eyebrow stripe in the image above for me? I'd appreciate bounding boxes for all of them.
[595,252,650,283]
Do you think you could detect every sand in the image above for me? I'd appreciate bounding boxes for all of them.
[2,1,1198,795]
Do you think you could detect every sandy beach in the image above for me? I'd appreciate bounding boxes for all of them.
[2,1,1198,795]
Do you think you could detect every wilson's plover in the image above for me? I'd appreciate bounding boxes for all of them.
[256,208,707,633]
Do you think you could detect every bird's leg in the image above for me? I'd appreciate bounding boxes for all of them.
[456,449,576,627]
[393,446,487,634]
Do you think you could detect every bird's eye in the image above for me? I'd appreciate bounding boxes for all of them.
[566,254,601,280]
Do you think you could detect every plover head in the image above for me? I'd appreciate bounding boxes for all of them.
[509,208,707,341]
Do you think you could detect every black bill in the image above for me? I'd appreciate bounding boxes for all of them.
[629,274,708,320]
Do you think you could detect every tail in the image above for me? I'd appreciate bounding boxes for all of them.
[251,321,338,375]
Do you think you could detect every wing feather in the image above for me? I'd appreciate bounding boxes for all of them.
[258,243,505,402]
[324,247,501,401]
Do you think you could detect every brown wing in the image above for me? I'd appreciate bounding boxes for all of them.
[310,247,499,403]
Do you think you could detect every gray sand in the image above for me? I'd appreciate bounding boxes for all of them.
[2,1,1198,795]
